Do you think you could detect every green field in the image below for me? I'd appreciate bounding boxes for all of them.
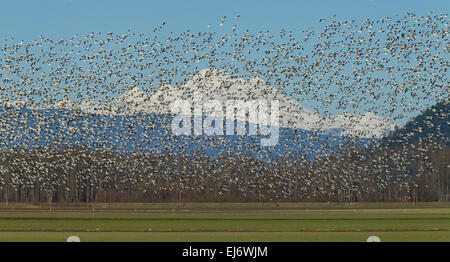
[0,202,449,242]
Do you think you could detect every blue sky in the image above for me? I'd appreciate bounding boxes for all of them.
[0,0,448,124]
[1,0,448,40]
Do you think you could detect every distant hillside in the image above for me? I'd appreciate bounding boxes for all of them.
[382,100,449,145]
[0,106,373,161]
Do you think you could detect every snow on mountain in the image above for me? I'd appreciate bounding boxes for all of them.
[22,68,397,138]
[79,100,110,115]
[323,112,398,137]
[46,97,110,115]
[142,68,396,137]
[51,97,78,109]
[145,68,323,130]
[111,87,152,114]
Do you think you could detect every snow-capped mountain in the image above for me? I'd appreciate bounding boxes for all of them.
[322,112,398,137]
[49,97,110,115]
[52,97,78,110]
[7,68,398,138]
[147,68,323,131]
[111,87,152,115]
[123,68,396,138]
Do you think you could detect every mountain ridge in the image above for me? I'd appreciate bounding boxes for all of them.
[2,68,398,138]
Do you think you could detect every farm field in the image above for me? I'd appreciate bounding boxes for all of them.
[0,202,449,242]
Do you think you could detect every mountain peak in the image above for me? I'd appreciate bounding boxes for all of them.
[120,87,147,101]
[52,97,77,109]
[195,68,230,79]
[38,69,398,138]
[112,87,151,115]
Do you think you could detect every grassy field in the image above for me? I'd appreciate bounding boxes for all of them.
[0,202,449,242]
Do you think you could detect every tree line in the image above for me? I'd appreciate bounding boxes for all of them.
[0,139,447,204]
